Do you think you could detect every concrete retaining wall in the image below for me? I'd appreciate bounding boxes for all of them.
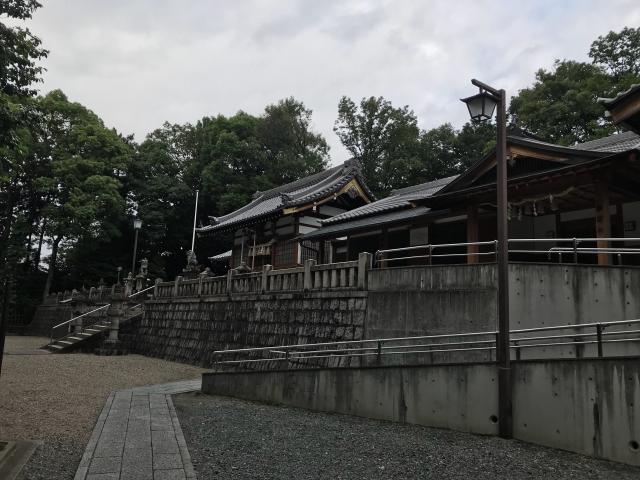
[120,263,640,367]
[202,358,640,466]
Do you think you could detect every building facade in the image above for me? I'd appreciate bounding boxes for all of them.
[198,159,374,270]
[304,132,640,267]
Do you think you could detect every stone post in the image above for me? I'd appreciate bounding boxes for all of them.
[105,288,125,345]
[357,252,373,290]
[303,259,316,291]
[95,285,128,355]
[154,278,162,298]
[226,269,235,295]
[261,264,273,293]
[197,272,205,296]
[173,276,183,297]
[73,308,83,334]
[124,272,134,297]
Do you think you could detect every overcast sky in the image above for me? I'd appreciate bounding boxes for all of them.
[25,0,640,162]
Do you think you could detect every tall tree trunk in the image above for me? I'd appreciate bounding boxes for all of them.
[42,235,61,301]
[35,220,47,268]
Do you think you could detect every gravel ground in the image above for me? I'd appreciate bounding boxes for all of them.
[174,392,640,480]
[0,335,206,480]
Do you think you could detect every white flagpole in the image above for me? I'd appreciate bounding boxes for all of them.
[191,190,199,252]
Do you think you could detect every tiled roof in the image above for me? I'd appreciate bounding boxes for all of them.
[208,250,232,261]
[599,84,640,108]
[302,206,433,241]
[322,175,458,225]
[573,131,640,152]
[198,159,374,233]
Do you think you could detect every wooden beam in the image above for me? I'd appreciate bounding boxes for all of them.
[509,146,570,163]
[467,205,479,264]
[595,181,611,266]
[609,95,640,125]
[282,179,372,215]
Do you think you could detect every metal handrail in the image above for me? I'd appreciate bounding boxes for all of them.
[128,285,155,298]
[375,237,640,265]
[50,303,111,344]
[212,318,640,367]
[376,240,498,264]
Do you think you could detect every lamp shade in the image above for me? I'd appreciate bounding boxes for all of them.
[460,91,497,121]
[133,218,143,229]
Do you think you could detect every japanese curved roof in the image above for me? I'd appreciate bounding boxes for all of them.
[573,130,640,152]
[599,84,640,109]
[208,250,232,261]
[198,159,374,234]
[322,175,458,226]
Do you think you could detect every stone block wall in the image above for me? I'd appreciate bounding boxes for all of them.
[30,304,72,337]
[124,290,367,368]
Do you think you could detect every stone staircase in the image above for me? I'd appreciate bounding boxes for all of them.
[44,306,143,353]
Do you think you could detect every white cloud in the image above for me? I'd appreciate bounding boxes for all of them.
[25,0,640,162]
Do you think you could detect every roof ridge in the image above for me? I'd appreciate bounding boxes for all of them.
[390,175,459,195]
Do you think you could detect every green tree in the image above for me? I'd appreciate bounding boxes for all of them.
[129,123,195,278]
[259,97,329,184]
[35,90,131,298]
[509,60,617,145]
[0,0,47,97]
[127,98,329,278]
[590,27,640,79]
[0,0,47,267]
[455,121,496,168]
[334,96,420,196]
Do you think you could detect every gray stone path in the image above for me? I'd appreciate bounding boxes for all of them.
[74,379,201,480]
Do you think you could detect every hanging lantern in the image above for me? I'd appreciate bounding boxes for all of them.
[549,194,558,211]
[460,90,498,121]
[517,207,523,221]
[532,202,538,217]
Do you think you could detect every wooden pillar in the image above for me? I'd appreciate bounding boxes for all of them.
[318,240,326,265]
[595,181,611,265]
[467,206,479,264]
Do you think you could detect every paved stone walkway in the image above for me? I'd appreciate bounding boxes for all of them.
[74,379,201,480]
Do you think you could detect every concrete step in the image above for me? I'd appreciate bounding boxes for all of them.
[48,344,64,350]
[68,336,82,341]
[58,340,74,345]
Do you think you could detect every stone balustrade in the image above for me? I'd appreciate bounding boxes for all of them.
[154,253,373,299]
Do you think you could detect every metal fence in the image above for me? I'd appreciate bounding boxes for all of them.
[375,237,640,266]
[211,318,640,370]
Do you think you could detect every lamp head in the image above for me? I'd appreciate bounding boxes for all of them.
[461,90,498,121]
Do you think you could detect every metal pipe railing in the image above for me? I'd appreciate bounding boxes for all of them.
[375,237,640,266]
[128,285,155,298]
[212,318,640,367]
[50,303,111,344]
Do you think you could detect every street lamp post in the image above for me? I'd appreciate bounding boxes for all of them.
[117,266,123,285]
[131,218,142,275]
[461,79,512,439]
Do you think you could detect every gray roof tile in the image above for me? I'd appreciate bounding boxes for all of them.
[322,175,458,225]
[573,130,640,152]
[198,159,374,233]
[208,250,232,261]
[302,207,433,241]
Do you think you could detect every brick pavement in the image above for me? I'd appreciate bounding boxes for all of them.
[74,380,201,480]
